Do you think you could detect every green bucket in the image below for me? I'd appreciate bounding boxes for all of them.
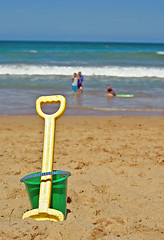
[21,171,70,218]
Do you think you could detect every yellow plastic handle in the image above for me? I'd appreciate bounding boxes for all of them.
[36,95,66,120]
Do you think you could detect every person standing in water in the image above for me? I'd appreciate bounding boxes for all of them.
[78,71,84,93]
[72,73,78,93]
[106,84,116,97]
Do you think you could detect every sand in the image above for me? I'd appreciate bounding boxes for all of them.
[0,115,163,240]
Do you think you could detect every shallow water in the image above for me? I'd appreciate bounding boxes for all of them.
[0,41,164,116]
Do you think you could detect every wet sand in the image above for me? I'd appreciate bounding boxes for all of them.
[0,116,163,240]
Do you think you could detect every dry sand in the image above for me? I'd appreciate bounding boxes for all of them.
[0,115,163,240]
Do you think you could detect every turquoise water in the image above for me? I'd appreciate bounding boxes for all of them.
[0,41,164,116]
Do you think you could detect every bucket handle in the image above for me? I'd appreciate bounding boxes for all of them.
[20,170,71,182]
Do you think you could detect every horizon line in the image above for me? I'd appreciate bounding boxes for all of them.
[0,39,164,44]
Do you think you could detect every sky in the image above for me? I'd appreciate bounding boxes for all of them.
[0,0,164,43]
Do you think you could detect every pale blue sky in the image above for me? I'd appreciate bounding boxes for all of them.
[0,0,164,42]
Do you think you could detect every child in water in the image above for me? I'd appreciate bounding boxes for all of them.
[72,73,78,93]
[106,84,116,97]
[77,71,84,93]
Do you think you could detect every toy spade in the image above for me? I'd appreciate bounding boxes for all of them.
[22,95,66,221]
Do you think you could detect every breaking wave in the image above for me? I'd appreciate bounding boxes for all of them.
[0,64,164,78]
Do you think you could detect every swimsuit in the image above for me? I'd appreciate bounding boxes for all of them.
[107,88,116,96]
[72,77,78,92]
[78,76,84,89]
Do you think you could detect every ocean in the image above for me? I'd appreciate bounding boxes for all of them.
[0,41,164,116]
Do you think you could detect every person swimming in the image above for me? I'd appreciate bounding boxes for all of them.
[106,84,116,97]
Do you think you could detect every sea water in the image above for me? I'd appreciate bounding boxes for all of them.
[0,41,164,116]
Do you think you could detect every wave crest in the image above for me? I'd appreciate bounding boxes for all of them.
[156,51,164,55]
[0,64,164,78]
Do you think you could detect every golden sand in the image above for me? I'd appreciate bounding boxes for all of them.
[0,116,164,239]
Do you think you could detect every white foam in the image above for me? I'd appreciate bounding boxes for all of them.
[29,50,37,53]
[156,51,164,55]
[0,64,164,78]
[92,107,164,112]
[23,50,37,53]
[68,106,164,112]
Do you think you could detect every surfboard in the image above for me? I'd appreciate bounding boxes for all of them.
[116,94,134,98]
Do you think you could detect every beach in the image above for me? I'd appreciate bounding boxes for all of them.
[0,38,164,240]
[0,115,163,239]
